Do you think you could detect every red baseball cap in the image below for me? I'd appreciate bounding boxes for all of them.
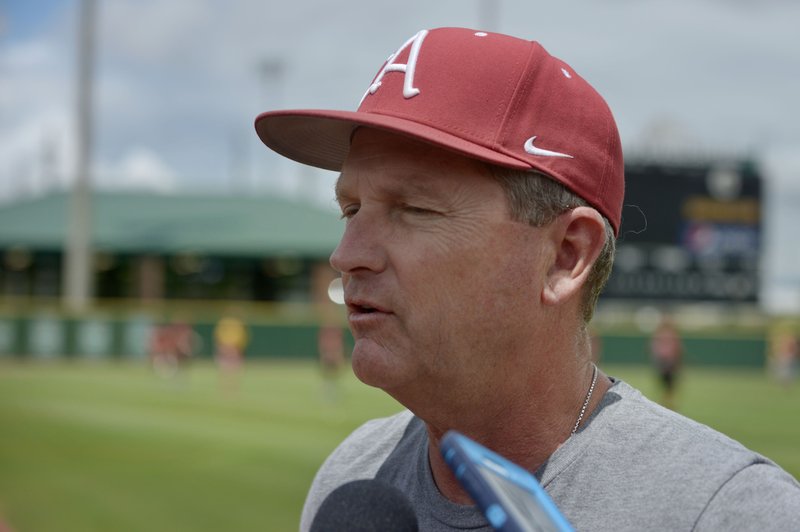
[255,27,624,234]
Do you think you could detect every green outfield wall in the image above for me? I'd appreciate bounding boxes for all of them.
[598,333,766,367]
[0,305,769,368]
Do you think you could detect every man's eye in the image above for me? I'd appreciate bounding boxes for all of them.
[339,205,359,219]
[402,205,436,216]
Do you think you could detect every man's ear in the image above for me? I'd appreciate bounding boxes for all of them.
[541,207,607,307]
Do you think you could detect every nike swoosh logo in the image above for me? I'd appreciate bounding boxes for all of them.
[523,137,573,159]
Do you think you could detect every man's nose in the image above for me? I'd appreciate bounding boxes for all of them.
[330,210,387,275]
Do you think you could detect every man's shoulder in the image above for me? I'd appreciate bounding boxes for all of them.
[327,409,417,470]
[299,410,417,531]
[601,380,761,464]
[696,461,800,530]
[612,379,800,485]
[548,379,800,530]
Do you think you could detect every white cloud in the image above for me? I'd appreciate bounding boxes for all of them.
[0,40,52,70]
[99,0,216,65]
[0,107,74,201]
[96,146,179,192]
[0,37,68,119]
[764,144,800,186]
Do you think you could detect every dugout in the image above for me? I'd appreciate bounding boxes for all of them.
[0,190,350,360]
[0,190,343,302]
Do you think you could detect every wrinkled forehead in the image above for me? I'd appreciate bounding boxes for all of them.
[336,128,495,198]
[337,128,490,189]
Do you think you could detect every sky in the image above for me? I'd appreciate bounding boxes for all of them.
[1,0,799,311]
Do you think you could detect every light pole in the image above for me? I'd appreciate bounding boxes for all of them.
[63,0,96,312]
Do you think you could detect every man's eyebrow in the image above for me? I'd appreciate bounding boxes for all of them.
[333,174,349,203]
[333,170,446,203]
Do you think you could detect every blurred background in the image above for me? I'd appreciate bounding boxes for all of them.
[1,0,799,531]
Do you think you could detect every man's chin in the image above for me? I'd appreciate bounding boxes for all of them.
[350,340,405,391]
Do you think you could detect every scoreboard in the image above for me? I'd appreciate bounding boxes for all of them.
[602,159,761,303]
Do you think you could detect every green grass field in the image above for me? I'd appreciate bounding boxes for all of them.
[0,360,798,531]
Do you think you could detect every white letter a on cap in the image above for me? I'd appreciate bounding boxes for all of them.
[361,29,429,104]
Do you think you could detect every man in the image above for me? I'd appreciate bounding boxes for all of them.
[255,27,800,531]
[650,314,684,409]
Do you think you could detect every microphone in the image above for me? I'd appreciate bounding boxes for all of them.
[309,479,418,532]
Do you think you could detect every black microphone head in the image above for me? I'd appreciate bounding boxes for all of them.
[310,479,418,532]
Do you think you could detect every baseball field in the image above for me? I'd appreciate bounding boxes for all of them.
[0,360,798,531]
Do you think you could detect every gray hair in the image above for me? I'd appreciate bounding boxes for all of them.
[486,166,616,323]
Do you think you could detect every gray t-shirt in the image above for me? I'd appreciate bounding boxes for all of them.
[300,380,800,531]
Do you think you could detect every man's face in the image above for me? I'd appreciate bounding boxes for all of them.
[331,129,551,407]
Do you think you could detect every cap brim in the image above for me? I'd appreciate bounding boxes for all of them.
[254,109,534,172]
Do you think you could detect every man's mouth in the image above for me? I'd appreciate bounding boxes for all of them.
[349,304,377,314]
[346,300,389,316]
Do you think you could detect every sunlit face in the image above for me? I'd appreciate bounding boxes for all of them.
[331,129,550,407]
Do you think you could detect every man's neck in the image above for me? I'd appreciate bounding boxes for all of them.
[425,365,612,505]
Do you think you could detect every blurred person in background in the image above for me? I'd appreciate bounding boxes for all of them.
[768,321,798,388]
[317,323,346,402]
[650,314,684,409]
[312,264,348,401]
[214,313,248,393]
[148,318,199,380]
[255,27,800,531]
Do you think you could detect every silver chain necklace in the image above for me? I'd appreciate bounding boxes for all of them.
[571,363,598,435]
